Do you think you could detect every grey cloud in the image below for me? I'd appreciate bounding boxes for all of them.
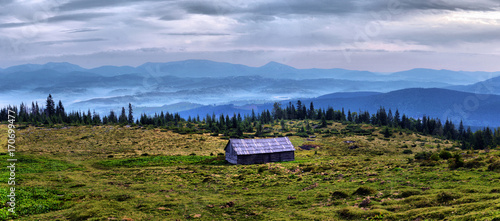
[0,0,14,5]
[0,13,111,29]
[181,1,235,15]
[180,0,357,17]
[237,14,276,22]
[0,22,28,29]
[64,28,99,33]
[178,0,500,22]
[58,0,136,11]
[251,0,357,16]
[159,14,184,21]
[46,13,113,23]
[398,0,499,11]
[58,0,169,11]
[163,32,230,36]
[34,38,106,45]
[383,25,500,46]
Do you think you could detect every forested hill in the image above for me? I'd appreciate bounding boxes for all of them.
[178,88,500,128]
[2,92,500,151]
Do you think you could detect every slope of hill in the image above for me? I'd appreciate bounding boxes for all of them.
[301,88,500,127]
[2,62,86,74]
[390,69,473,84]
[89,65,138,76]
[446,76,500,95]
[3,119,500,220]
[136,59,255,78]
[178,88,500,128]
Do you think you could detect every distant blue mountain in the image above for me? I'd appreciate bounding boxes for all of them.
[390,68,480,85]
[446,76,500,95]
[316,92,382,99]
[136,60,254,78]
[3,62,86,74]
[3,60,499,84]
[89,65,138,76]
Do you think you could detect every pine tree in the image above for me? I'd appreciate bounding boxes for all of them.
[308,102,315,119]
[119,107,127,124]
[128,103,134,124]
[387,109,393,126]
[394,109,400,127]
[109,110,117,124]
[458,121,465,140]
[45,94,56,117]
[321,116,327,128]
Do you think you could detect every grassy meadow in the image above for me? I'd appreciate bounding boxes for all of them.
[1,121,500,220]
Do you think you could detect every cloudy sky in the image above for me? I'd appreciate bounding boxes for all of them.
[1,0,500,72]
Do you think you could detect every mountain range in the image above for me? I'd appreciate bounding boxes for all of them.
[1,60,499,128]
[2,60,499,84]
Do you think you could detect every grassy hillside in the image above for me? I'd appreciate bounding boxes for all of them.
[1,121,500,220]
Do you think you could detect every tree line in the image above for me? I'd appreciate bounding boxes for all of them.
[1,95,499,150]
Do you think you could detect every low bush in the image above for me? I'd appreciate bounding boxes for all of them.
[353,186,376,196]
[449,154,465,169]
[488,160,500,171]
[403,149,413,154]
[400,190,421,198]
[332,191,349,199]
[437,192,457,203]
[439,150,453,160]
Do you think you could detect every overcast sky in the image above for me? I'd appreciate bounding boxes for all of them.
[1,0,500,72]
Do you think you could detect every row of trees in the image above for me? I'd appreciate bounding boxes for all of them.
[1,95,500,150]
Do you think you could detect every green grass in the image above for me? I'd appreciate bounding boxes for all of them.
[94,155,228,168]
[0,123,499,220]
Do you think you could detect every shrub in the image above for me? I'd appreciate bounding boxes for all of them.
[296,132,309,138]
[257,167,266,173]
[488,160,500,171]
[430,153,440,161]
[382,127,393,138]
[403,149,413,154]
[337,207,362,219]
[401,190,421,198]
[353,186,376,196]
[439,151,452,160]
[414,151,432,160]
[332,191,349,199]
[407,158,415,164]
[449,154,465,169]
[464,157,485,168]
[436,192,456,203]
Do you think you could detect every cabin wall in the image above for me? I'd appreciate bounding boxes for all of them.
[225,145,238,164]
[236,151,295,165]
[280,151,295,162]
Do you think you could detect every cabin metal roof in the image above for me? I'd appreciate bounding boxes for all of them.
[227,137,295,155]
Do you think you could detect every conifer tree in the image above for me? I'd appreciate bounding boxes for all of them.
[128,103,134,124]
[119,107,127,124]
[45,94,56,117]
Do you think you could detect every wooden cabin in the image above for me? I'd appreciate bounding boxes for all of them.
[225,137,295,165]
